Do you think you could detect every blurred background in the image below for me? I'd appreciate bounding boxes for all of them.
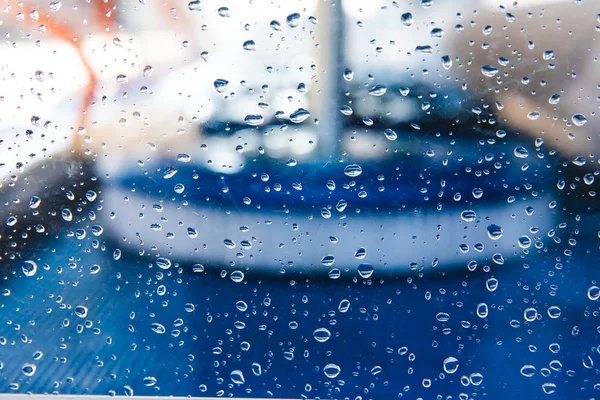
[0,0,598,398]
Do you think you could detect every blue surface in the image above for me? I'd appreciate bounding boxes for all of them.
[0,196,598,398]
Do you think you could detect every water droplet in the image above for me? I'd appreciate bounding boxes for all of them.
[243,40,256,51]
[430,28,444,38]
[90,264,101,274]
[142,65,153,77]
[549,94,561,105]
[323,363,341,378]
[230,270,244,283]
[371,366,383,375]
[481,65,499,77]
[29,196,41,209]
[270,20,282,31]
[217,6,230,17]
[486,278,498,292]
[244,114,264,126]
[224,239,236,249]
[290,108,310,123]
[163,167,178,179]
[401,12,413,27]
[143,376,157,387]
[344,164,362,177]
[514,146,529,159]
[22,363,36,377]
[571,114,588,126]
[343,68,354,81]
[518,235,531,249]
[75,305,88,318]
[460,210,476,222]
[587,286,600,301]
[49,1,62,12]
[338,299,350,313]
[354,247,367,259]
[155,257,172,270]
[441,55,452,69]
[547,306,561,319]
[22,261,38,277]
[188,1,202,11]
[357,263,374,279]
[383,128,397,141]
[415,45,432,54]
[542,382,556,394]
[520,365,536,377]
[486,224,503,240]
[476,303,488,318]
[313,327,331,342]
[542,50,554,60]
[174,183,185,194]
[320,255,335,267]
[368,85,387,96]
[214,79,229,93]
[230,370,245,385]
[6,216,17,226]
[443,357,459,374]
[524,307,537,322]
[252,363,262,376]
[572,156,587,166]
[472,188,484,199]
[151,323,166,334]
[286,13,301,27]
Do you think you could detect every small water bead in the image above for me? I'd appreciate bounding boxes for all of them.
[520,365,536,377]
[320,255,335,267]
[74,305,88,318]
[151,323,166,334]
[384,128,397,140]
[430,28,444,38]
[547,306,561,319]
[542,383,556,394]
[443,357,459,374]
[441,55,452,69]
[313,327,331,343]
[230,270,244,283]
[174,184,185,194]
[460,210,476,222]
[476,303,488,318]
[486,278,498,292]
[163,168,178,179]
[244,114,264,126]
[588,286,600,301]
[217,6,230,17]
[401,12,413,27]
[542,50,554,60]
[242,40,256,51]
[187,228,198,238]
[143,376,157,387]
[344,164,362,177]
[62,208,73,222]
[518,235,532,249]
[549,94,561,105]
[524,307,538,322]
[472,188,483,199]
[22,363,36,377]
[487,224,503,240]
[213,79,229,93]
[368,85,387,96]
[514,146,529,158]
[156,257,172,270]
[270,20,282,31]
[357,263,374,279]
[343,68,354,81]
[336,199,347,212]
[338,299,350,313]
[323,363,341,378]
[192,264,205,273]
[527,111,540,120]
[286,12,301,27]
[252,363,262,376]
[340,105,353,116]
[224,239,236,249]
[290,108,310,123]
[481,65,499,77]
[572,114,588,126]
[22,261,38,277]
[230,370,245,385]
[354,247,367,259]
[188,1,202,11]
[470,373,483,386]
[29,196,41,209]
